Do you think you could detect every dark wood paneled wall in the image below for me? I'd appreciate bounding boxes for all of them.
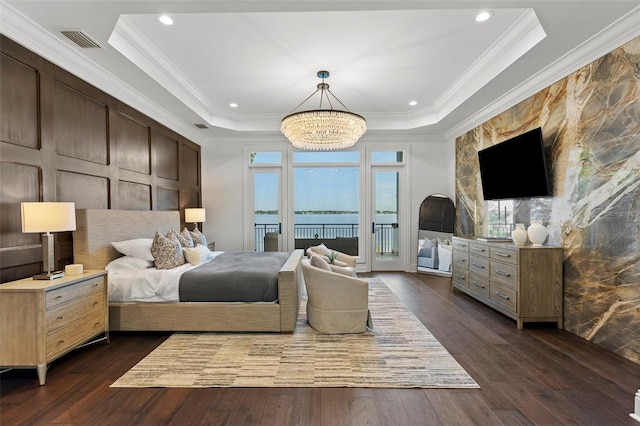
[0,35,202,283]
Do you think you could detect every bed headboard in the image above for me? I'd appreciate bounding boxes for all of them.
[74,209,180,270]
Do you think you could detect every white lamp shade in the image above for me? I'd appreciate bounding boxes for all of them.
[185,208,206,223]
[21,202,76,233]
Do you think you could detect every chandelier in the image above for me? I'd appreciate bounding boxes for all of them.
[281,70,366,151]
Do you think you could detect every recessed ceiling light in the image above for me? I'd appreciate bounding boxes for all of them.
[159,15,173,26]
[475,11,493,22]
[229,102,238,108]
[409,100,418,106]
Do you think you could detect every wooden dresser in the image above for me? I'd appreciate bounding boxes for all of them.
[452,236,563,329]
[0,270,108,384]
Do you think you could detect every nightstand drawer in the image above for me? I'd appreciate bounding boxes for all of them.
[46,310,105,359]
[490,261,517,289]
[46,292,104,332]
[469,255,490,278]
[46,277,104,309]
[490,281,517,313]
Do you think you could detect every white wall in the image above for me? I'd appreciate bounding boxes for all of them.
[200,133,455,270]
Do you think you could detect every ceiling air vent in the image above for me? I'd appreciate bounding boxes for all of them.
[60,29,103,49]
[194,124,209,129]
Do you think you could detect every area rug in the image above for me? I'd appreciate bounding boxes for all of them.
[111,279,479,388]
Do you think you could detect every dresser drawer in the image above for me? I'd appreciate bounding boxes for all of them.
[469,255,490,278]
[469,242,489,257]
[490,246,517,265]
[46,277,104,309]
[468,274,490,299]
[453,251,468,269]
[46,292,104,332]
[46,310,106,360]
[452,268,468,288]
[490,281,517,313]
[490,261,517,289]
[452,238,469,252]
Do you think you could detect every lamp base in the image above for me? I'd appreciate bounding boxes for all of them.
[33,270,65,280]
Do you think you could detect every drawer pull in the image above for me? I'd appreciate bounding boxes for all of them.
[93,301,99,306]
[472,281,485,289]
[472,263,485,268]
[57,339,65,345]
[57,316,63,320]
[94,322,101,327]
[496,253,511,258]
[55,296,63,300]
[496,270,511,277]
[495,291,510,300]
[454,274,465,280]
[471,247,485,252]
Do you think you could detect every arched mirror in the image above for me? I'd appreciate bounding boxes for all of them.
[417,194,455,276]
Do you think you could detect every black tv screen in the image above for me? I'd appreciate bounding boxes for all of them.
[477,127,550,200]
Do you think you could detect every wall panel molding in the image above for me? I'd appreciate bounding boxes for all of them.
[0,35,201,282]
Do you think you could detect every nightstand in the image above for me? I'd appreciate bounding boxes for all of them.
[0,270,108,385]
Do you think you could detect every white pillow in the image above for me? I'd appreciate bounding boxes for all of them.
[105,256,153,272]
[309,254,331,271]
[310,243,332,256]
[183,245,214,266]
[111,238,154,261]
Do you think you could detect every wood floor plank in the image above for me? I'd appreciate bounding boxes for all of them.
[1,272,639,425]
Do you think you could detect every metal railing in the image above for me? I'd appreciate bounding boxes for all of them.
[254,223,397,254]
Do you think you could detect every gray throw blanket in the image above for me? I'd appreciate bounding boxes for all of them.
[178,251,290,302]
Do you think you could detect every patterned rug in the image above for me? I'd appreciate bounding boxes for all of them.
[111,279,479,388]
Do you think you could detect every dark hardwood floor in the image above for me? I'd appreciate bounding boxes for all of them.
[2,272,639,425]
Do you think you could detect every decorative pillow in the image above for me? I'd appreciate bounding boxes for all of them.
[151,231,185,269]
[105,255,153,272]
[329,264,357,277]
[309,254,331,271]
[190,227,208,246]
[332,259,348,267]
[111,238,154,261]
[179,228,195,248]
[310,243,332,256]
[183,244,214,266]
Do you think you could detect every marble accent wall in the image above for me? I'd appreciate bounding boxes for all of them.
[455,36,640,364]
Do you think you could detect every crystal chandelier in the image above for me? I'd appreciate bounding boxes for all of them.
[281,70,366,151]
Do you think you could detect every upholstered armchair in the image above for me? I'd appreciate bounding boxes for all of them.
[301,257,372,334]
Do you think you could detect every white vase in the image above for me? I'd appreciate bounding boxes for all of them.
[527,220,547,246]
[511,223,528,245]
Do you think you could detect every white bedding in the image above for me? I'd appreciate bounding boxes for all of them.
[106,252,224,302]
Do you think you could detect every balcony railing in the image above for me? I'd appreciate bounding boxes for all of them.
[254,223,397,254]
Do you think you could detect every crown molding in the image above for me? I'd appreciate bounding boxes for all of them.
[444,5,640,141]
[0,2,205,144]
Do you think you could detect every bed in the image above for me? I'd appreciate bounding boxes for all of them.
[73,209,304,333]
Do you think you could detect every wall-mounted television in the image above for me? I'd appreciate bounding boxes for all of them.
[477,127,551,200]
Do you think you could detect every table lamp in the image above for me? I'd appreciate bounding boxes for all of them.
[185,208,206,231]
[21,202,76,280]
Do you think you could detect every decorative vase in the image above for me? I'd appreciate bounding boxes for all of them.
[511,223,528,245]
[527,220,547,246]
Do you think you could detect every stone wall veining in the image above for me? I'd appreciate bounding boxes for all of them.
[455,36,640,364]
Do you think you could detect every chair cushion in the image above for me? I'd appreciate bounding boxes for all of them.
[309,254,331,271]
